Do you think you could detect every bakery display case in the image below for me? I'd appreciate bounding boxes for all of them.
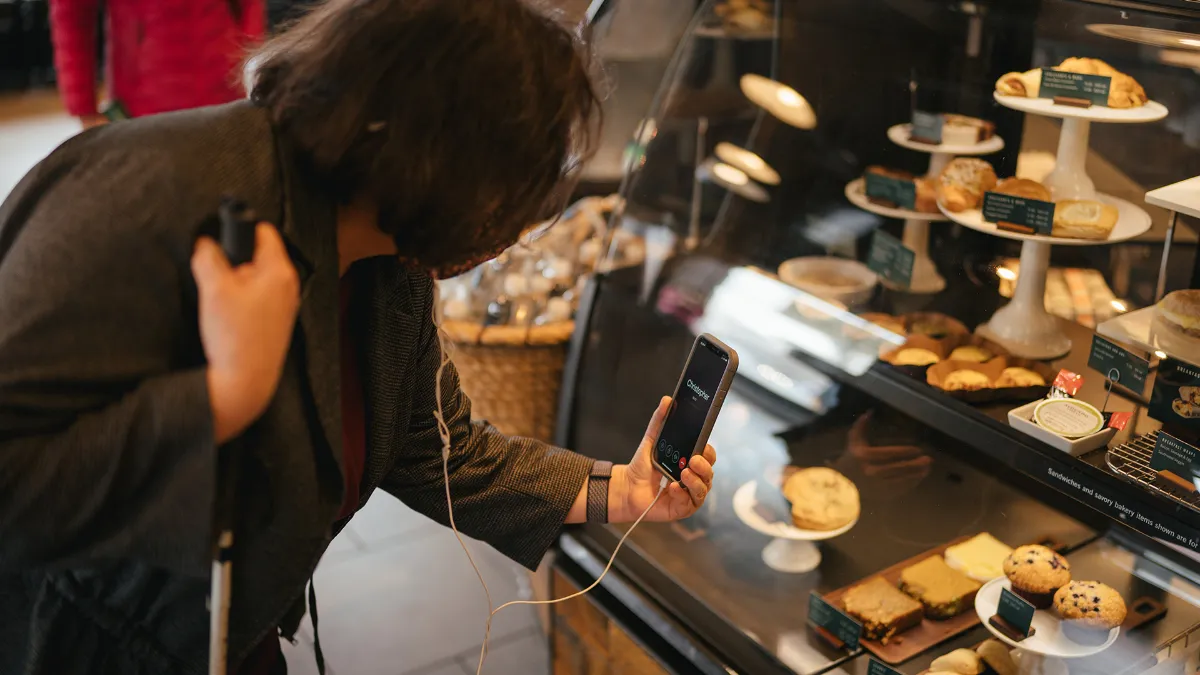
[548,0,1200,674]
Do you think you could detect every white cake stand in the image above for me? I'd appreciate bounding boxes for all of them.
[940,194,1151,359]
[975,577,1119,675]
[844,125,1004,294]
[732,480,857,574]
[992,94,1168,201]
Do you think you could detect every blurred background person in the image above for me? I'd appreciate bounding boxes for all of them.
[48,0,265,129]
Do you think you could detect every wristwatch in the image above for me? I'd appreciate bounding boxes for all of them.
[586,461,613,524]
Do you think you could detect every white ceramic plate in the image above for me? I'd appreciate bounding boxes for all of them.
[886,123,1005,156]
[732,481,857,541]
[938,192,1151,246]
[975,577,1120,658]
[993,93,1168,123]
[845,178,947,222]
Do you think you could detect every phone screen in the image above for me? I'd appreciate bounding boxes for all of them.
[655,338,731,481]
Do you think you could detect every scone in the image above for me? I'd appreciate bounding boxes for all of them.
[995,68,1043,98]
[1158,290,1200,337]
[1003,545,1071,609]
[993,177,1051,202]
[1056,57,1148,108]
[842,577,924,643]
[942,369,992,392]
[783,467,860,531]
[898,556,981,619]
[976,640,1018,675]
[996,367,1046,388]
[1053,581,1126,645]
[937,158,998,212]
[894,348,940,367]
[1053,200,1118,240]
[929,648,984,675]
[948,345,992,363]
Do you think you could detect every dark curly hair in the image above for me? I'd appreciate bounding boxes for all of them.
[249,0,602,275]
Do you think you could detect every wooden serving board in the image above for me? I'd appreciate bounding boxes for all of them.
[823,535,981,665]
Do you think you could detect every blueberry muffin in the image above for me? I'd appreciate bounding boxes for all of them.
[1053,581,1126,646]
[1002,545,1070,609]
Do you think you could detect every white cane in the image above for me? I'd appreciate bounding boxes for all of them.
[208,196,258,675]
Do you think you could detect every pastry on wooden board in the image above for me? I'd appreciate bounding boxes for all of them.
[842,577,924,643]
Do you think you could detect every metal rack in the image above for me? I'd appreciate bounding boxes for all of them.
[1106,430,1200,514]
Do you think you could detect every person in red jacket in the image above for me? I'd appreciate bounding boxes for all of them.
[49,0,265,128]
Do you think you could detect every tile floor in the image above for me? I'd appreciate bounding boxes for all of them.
[0,90,551,675]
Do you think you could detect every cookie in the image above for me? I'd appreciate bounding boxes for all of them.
[1002,545,1070,609]
[975,639,1018,675]
[1053,581,1126,645]
[783,467,860,531]
[929,648,984,674]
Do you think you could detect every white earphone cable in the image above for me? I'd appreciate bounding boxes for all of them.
[431,283,668,675]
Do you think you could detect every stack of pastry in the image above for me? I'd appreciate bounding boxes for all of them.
[995,57,1148,109]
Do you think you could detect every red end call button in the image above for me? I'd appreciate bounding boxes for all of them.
[679,457,687,469]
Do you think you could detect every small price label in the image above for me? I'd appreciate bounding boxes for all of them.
[1088,335,1149,392]
[982,192,1055,235]
[867,229,915,289]
[864,173,917,210]
[1151,432,1199,488]
[1040,69,1112,106]
[910,110,944,145]
[808,592,861,651]
[867,659,903,675]
[997,587,1036,636]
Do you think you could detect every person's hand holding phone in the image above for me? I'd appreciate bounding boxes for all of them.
[609,397,718,523]
[192,223,300,444]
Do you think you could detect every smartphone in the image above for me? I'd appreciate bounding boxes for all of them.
[653,334,738,482]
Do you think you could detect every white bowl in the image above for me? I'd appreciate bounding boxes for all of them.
[778,257,878,308]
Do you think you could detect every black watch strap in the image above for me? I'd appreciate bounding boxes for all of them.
[586,461,613,524]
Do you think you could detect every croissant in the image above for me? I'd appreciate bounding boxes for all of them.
[996,68,1042,98]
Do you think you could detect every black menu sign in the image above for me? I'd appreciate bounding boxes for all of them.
[864,173,917,210]
[1088,335,1148,392]
[1151,432,1199,492]
[1040,70,1112,107]
[996,587,1036,637]
[910,110,944,145]
[982,192,1055,235]
[867,229,915,289]
[808,592,861,651]
[1149,357,1200,427]
[868,659,903,675]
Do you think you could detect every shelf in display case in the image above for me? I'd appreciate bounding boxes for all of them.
[938,194,1152,246]
[993,94,1169,123]
[844,178,947,222]
[1097,306,1200,366]
[886,123,1006,156]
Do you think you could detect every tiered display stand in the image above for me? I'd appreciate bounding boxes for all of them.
[845,123,1004,294]
[938,94,1164,359]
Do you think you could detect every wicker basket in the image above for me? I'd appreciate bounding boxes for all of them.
[441,319,576,442]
